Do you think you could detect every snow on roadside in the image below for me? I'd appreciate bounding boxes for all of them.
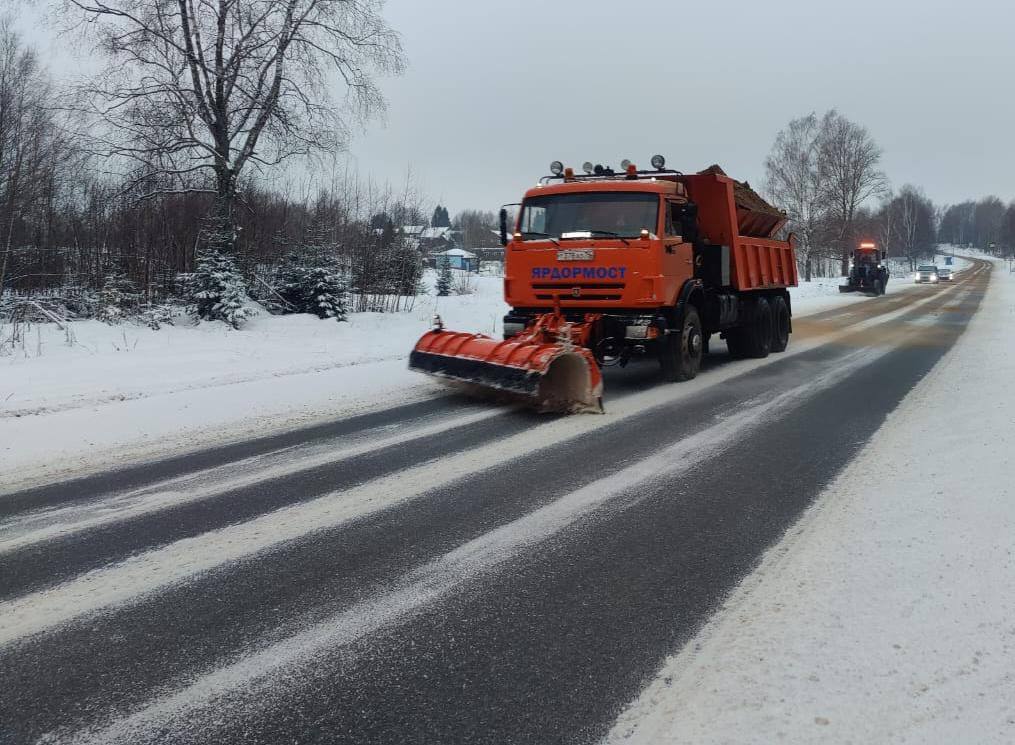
[785,250,973,317]
[1,273,504,417]
[0,260,953,488]
[606,257,1014,744]
[0,274,506,486]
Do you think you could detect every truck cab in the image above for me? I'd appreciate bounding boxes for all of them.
[505,179,692,314]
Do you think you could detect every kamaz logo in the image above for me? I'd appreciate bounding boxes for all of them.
[531,266,627,280]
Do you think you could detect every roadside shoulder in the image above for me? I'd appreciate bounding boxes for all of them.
[608,258,1014,744]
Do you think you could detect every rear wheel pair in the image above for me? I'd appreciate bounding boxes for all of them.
[726,295,789,359]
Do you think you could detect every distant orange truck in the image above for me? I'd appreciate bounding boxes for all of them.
[410,158,798,411]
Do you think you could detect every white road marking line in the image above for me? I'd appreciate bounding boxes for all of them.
[0,407,501,553]
[61,343,895,745]
[0,279,975,650]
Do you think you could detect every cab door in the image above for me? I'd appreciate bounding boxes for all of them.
[661,199,693,301]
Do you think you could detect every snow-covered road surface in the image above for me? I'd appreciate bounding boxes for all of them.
[0,258,1000,744]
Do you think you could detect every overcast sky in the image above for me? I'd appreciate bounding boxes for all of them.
[13,0,1015,215]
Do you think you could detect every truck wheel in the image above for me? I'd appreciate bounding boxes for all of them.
[725,329,748,359]
[770,295,790,353]
[725,298,772,359]
[873,279,884,296]
[660,306,703,382]
[743,296,773,358]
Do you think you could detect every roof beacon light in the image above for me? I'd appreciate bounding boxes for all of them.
[651,154,666,170]
[582,161,594,175]
[626,163,638,177]
[859,241,877,249]
[563,167,575,180]
[549,160,564,176]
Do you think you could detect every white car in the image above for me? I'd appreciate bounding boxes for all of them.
[914,265,938,283]
[937,266,954,281]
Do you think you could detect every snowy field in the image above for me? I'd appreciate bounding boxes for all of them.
[0,259,966,488]
[607,251,1013,744]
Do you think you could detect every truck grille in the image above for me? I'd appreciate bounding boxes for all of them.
[531,281,626,302]
[530,283,625,290]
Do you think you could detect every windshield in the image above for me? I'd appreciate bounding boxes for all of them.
[918,266,937,271]
[518,192,659,240]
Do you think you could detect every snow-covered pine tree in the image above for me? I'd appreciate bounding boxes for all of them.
[184,250,255,329]
[181,214,255,328]
[277,247,349,321]
[436,255,453,296]
[306,265,349,320]
[98,271,140,323]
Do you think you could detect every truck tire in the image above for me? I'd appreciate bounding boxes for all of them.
[725,329,748,359]
[727,296,772,359]
[660,306,703,382]
[770,295,790,353]
[874,278,884,295]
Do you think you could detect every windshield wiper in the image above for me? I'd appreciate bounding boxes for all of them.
[522,231,561,247]
[586,229,631,246]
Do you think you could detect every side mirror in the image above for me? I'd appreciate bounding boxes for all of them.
[881,250,887,260]
[499,208,509,247]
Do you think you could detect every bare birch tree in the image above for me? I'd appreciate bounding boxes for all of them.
[0,19,64,294]
[889,185,935,269]
[816,110,888,274]
[763,113,825,281]
[875,191,895,259]
[972,196,1004,252]
[64,0,405,249]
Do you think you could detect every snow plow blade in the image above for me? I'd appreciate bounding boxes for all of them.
[409,329,603,413]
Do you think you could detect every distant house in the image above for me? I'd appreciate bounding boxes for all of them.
[401,225,454,252]
[399,225,426,250]
[433,248,478,272]
[418,226,454,251]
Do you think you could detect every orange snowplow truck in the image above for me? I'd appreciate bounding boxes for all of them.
[410,158,798,412]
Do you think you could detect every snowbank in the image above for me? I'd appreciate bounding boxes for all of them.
[1,274,504,418]
[607,258,1014,744]
[0,275,507,485]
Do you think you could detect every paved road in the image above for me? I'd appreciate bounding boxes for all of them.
[0,261,991,744]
